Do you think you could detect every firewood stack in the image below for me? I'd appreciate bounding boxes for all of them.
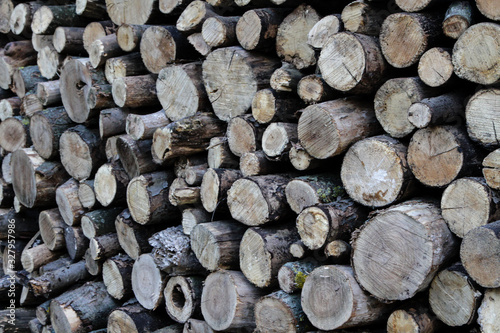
[0,0,499,332]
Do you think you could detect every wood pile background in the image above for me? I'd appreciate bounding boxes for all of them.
[0,0,499,332]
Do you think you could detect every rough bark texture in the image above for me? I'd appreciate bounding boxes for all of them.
[164,275,204,323]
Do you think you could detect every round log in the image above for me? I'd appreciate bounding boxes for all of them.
[0,116,31,152]
[30,107,73,160]
[200,168,242,213]
[81,207,123,238]
[387,306,441,333]
[418,47,455,87]
[408,92,464,128]
[99,107,128,139]
[89,232,121,260]
[30,260,90,297]
[11,65,47,98]
[107,302,173,333]
[112,74,158,108]
[31,5,89,35]
[39,208,66,251]
[465,88,500,149]
[236,8,288,51]
[94,162,129,207]
[9,3,41,36]
[164,276,203,323]
[65,225,89,260]
[102,253,134,300]
[207,136,238,169]
[36,80,61,106]
[478,288,500,333]
[0,96,21,121]
[105,0,157,25]
[270,62,304,93]
[176,1,218,33]
[255,291,309,333]
[105,52,148,84]
[342,1,383,36]
[252,89,301,124]
[126,111,170,141]
[442,1,472,39]
[83,20,116,54]
[89,34,124,69]
[116,136,157,178]
[277,258,319,294]
[483,148,500,190]
[297,74,337,105]
[132,253,168,310]
[307,14,342,49]
[116,24,151,52]
[56,178,87,226]
[226,115,265,157]
[201,16,239,48]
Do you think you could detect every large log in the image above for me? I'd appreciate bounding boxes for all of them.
[102,253,134,300]
[418,47,455,87]
[105,0,159,25]
[226,115,265,157]
[465,88,500,149]
[9,2,41,36]
[131,253,168,310]
[30,107,73,160]
[352,199,458,302]
[31,5,90,35]
[164,275,203,323]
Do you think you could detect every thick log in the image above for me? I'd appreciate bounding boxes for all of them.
[157,62,209,121]
[428,262,482,327]
[374,77,436,138]
[126,171,177,225]
[99,107,128,139]
[75,0,108,19]
[289,142,320,171]
[387,306,441,333]
[236,8,287,51]
[90,232,121,260]
[408,125,481,188]
[460,221,500,288]
[201,270,264,331]
[12,149,68,208]
[81,207,122,238]
[102,253,134,300]
[270,62,303,93]
[307,14,343,49]
[302,265,390,330]
[207,137,238,169]
[380,12,441,68]
[104,52,147,84]
[0,116,31,152]
[341,135,415,207]
[160,0,194,14]
[277,258,319,293]
[191,220,246,271]
[200,168,241,213]
[29,260,90,297]
[352,199,458,302]
[201,16,239,48]
[0,96,21,121]
[89,34,124,68]
[30,107,73,160]
[226,115,265,157]
[65,226,89,260]
[116,24,151,52]
[31,5,90,35]
[140,25,193,74]
[443,1,472,39]
[466,88,500,149]
[202,46,280,121]
[227,174,290,226]
[105,0,158,25]
[240,224,299,288]
[298,97,382,159]
[342,1,384,36]
[112,74,158,108]
[50,282,120,333]
[255,291,309,333]
[478,288,500,333]
[164,275,203,323]
[11,65,47,98]
[149,225,205,275]
[108,302,175,333]
[83,21,116,54]
[296,200,366,250]
[252,89,301,124]
[176,1,218,33]
[39,208,66,251]
[37,45,64,80]
[476,0,500,21]
[297,74,336,105]
[56,178,87,226]
[36,80,61,106]
[131,253,168,310]
[94,162,128,207]
[408,92,464,128]
[116,136,157,178]
[276,4,320,69]
[9,2,41,36]
[418,47,454,87]
[452,22,500,85]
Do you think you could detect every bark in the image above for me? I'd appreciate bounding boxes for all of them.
[269,62,304,92]
[29,261,90,297]
[21,242,63,273]
[183,319,214,333]
[83,20,116,54]
[108,302,175,333]
[184,164,208,186]
[443,1,472,39]
[99,107,128,139]
[201,16,239,48]
[116,135,158,179]
[169,184,201,207]
[252,89,302,124]
[160,0,194,14]
[89,232,121,260]
[94,161,129,207]
[0,208,39,240]
[408,92,464,128]
[56,178,87,226]
[164,275,204,323]
[102,253,134,300]
[20,91,43,118]
[308,14,343,49]
[239,150,290,177]
[65,225,89,260]
[75,0,108,19]
[342,1,384,36]
[11,65,47,98]
[0,41,38,90]
[104,52,148,84]
[81,207,123,238]
[36,80,61,106]
[277,258,319,293]
[112,74,159,109]
[31,5,90,35]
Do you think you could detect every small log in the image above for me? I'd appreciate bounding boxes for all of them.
[94,162,129,207]
[226,115,264,158]
[302,265,390,330]
[111,74,158,108]
[387,306,441,333]
[104,52,147,84]
[102,253,134,300]
[290,240,309,259]
[207,137,238,169]
[99,107,128,139]
[200,168,242,213]
[108,302,174,333]
[31,5,90,35]
[466,88,500,149]
[11,65,47,98]
[140,25,193,74]
[32,34,53,53]
[181,206,211,236]
[65,225,89,260]
[408,125,481,188]
[270,62,304,93]
[307,14,343,49]
[131,253,168,310]
[36,80,61,106]
[429,262,482,327]
[176,1,218,33]
[0,116,31,152]
[37,45,64,80]
[296,200,366,250]
[276,4,320,69]
[201,16,239,48]
[478,288,500,333]
[240,224,299,288]
[443,1,472,39]
[75,0,108,19]
[190,220,246,271]
[183,319,214,333]
[116,24,152,52]
[78,179,98,209]
[170,185,201,207]
[352,199,458,302]
[0,41,38,90]
[0,96,21,121]
[50,282,120,333]
[418,47,455,87]
[125,111,168,142]
[81,207,123,238]
[149,225,205,275]
[201,270,265,331]
[324,239,351,264]
[277,258,320,293]
[56,178,87,226]
[89,34,124,68]
[22,242,62,273]
[408,92,464,128]
[106,0,159,25]
[116,136,157,179]
[236,8,287,51]
[252,89,302,124]
[297,74,336,105]
[21,91,43,117]
[239,150,289,177]
[342,1,384,36]
[164,275,204,323]
[84,247,102,275]
[30,260,90,297]
[202,46,281,121]
[262,122,297,159]
[9,2,41,36]
[289,142,320,171]
[157,62,209,121]
[460,221,500,288]
[83,21,116,54]
[255,291,309,333]
[39,208,66,251]
[483,149,500,190]
[184,164,208,186]
[380,12,441,68]
[374,77,436,138]
[298,97,382,159]
[187,32,212,56]
[126,171,178,225]
[90,232,121,260]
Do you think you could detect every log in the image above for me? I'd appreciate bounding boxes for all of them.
[478,288,500,333]
[307,14,343,49]
[140,25,193,74]
[89,232,121,260]
[418,47,455,87]
[102,253,134,300]
[157,62,209,121]
[183,319,214,333]
[352,199,458,302]
[476,0,500,21]
[116,24,152,52]
[126,171,177,225]
[116,136,157,178]
[341,135,415,207]
[56,178,87,226]
[201,16,239,48]
[75,0,108,19]
[190,220,246,271]
[50,282,120,333]
[11,65,47,98]
[240,224,299,288]
[226,115,265,157]
[296,200,366,250]
[152,112,226,163]
[269,62,304,93]
[465,88,500,149]
[289,142,320,171]
[176,1,218,33]
[21,91,43,117]
[164,275,203,323]
[182,207,211,236]
[22,242,62,273]
[227,174,291,226]
[94,162,129,207]
[442,1,472,39]
[252,89,302,124]
[408,125,481,188]
[276,4,320,69]
[65,225,89,260]
[0,116,31,152]
[29,260,90,297]
[395,0,450,12]
[380,12,441,68]
[460,220,500,288]
[31,5,90,35]
[105,0,158,25]
[59,125,105,181]
[202,46,281,121]
[187,32,212,56]
[78,179,98,210]
[112,74,159,108]
[0,96,21,121]
[30,107,73,160]
[301,265,390,330]
[104,52,148,84]
[89,34,124,68]
[277,258,319,293]
[207,137,238,169]
[105,135,121,162]
[201,270,264,331]
[84,247,102,275]
[236,8,287,51]
[36,80,61,106]
[184,164,208,186]
[11,149,68,208]
[408,93,464,128]
[81,207,123,238]
[160,0,194,14]
[255,291,309,333]
[239,150,289,177]
[83,21,116,54]
[297,74,337,105]
[99,107,128,139]
[108,302,174,333]
[324,239,351,264]
[298,97,382,159]
[125,111,169,142]
[0,41,37,90]
[342,1,384,36]
[131,253,168,310]
[169,185,201,207]
[289,240,309,259]
[9,2,41,36]
[483,149,500,190]
[149,225,205,275]
[32,34,53,53]
[387,306,441,333]
[262,122,297,159]
[37,45,64,80]
[452,22,500,85]
[39,208,66,251]
[374,77,436,138]
[36,300,51,325]
[428,262,482,327]
[200,168,241,213]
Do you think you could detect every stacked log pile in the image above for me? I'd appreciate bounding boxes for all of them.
[0,0,499,332]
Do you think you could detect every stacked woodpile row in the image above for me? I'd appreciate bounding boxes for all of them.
[0,0,499,331]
